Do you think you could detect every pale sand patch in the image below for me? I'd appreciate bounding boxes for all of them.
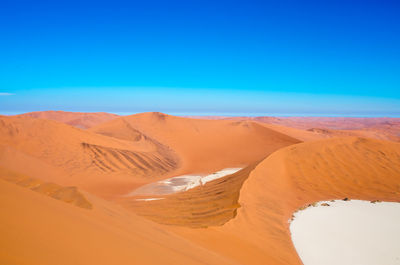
[134,198,165,202]
[290,200,400,265]
[128,168,242,196]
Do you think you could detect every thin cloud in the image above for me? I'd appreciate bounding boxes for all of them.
[0,92,14,96]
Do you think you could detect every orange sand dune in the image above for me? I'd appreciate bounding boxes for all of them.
[17,110,119,129]
[116,137,400,265]
[258,122,329,142]
[0,167,92,209]
[91,112,301,174]
[0,178,239,265]
[0,112,302,198]
[0,115,179,198]
[214,137,400,264]
[122,164,257,228]
[118,136,400,265]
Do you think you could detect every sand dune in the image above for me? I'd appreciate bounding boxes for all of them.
[0,167,92,209]
[2,112,400,265]
[17,110,119,129]
[218,137,400,264]
[0,113,299,197]
[0,115,179,198]
[91,112,301,174]
[0,178,238,265]
[122,165,257,228]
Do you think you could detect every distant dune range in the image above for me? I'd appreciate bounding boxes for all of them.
[1,111,400,265]
[17,110,119,129]
[188,115,400,142]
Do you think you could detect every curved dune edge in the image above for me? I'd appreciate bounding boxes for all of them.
[218,137,400,265]
[0,168,92,209]
[121,164,257,228]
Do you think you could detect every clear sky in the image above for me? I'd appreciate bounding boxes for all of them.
[1,0,399,116]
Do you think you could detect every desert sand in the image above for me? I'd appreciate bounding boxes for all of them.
[1,111,400,265]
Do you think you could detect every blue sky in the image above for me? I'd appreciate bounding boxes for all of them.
[1,0,399,116]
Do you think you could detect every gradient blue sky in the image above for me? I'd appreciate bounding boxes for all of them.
[1,0,399,116]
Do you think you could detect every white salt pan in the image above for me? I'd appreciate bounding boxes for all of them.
[134,198,164,202]
[290,200,400,265]
[128,168,242,196]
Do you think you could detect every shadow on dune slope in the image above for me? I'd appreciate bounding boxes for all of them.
[121,164,258,228]
[0,167,92,209]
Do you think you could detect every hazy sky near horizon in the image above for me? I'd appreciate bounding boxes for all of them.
[1,0,400,116]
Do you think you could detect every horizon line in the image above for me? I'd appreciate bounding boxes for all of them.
[1,110,400,118]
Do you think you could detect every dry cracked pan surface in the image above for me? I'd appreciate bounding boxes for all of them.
[1,111,400,265]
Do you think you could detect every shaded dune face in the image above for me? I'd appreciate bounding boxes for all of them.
[121,164,257,228]
[92,117,146,141]
[81,142,178,177]
[0,167,92,209]
[223,137,400,265]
